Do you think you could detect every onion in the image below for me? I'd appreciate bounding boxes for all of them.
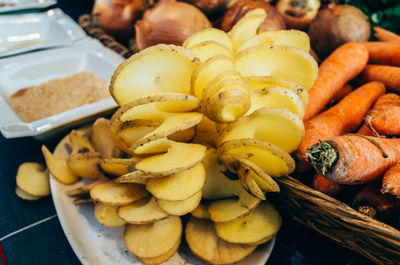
[308,4,370,58]
[92,0,148,40]
[135,0,212,50]
[221,0,286,32]
[184,0,226,14]
[275,0,320,29]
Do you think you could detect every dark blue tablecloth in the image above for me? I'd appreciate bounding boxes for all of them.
[0,1,376,264]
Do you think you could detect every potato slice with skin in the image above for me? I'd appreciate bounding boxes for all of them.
[201,75,247,104]
[90,181,148,206]
[236,29,311,53]
[235,45,318,90]
[202,148,238,199]
[91,118,121,158]
[118,197,169,224]
[183,28,233,51]
[214,202,282,245]
[98,158,139,178]
[189,41,233,62]
[66,180,104,197]
[135,140,207,177]
[185,217,257,265]
[238,165,266,200]
[134,137,170,155]
[124,216,182,258]
[139,239,180,265]
[114,170,151,185]
[42,145,79,184]
[94,203,127,227]
[191,203,210,219]
[69,130,95,155]
[157,191,202,216]
[110,44,198,106]
[228,8,267,50]
[15,187,43,200]
[168,127,195,143]
[218,108,305,153]
[66,152,104,180]
[192,116,218,147]
[16,162,50,196]
[146,163,206,201]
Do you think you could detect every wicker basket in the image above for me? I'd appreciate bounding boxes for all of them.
[78,14,400,265]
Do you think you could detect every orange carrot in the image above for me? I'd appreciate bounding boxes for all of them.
[382,162,400,198]
[356,123,376,137]
[313,173,344,197]
[306,135,400,185]
[359,65,400,93]
[304,42,369,121]
[296,81,385,170]
[374,27,400,43]
[363,42,400,66]
[331,83,353,104]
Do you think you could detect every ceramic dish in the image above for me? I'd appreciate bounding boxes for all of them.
[49,135,276,265]
[0,0,57,13]
[0,8,86,58]
[0,37,124,140]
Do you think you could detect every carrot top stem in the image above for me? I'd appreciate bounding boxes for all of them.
[306,141,337,175]
[357,205,377,219]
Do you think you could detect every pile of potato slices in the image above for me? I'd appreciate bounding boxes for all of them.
[40,8,318,265]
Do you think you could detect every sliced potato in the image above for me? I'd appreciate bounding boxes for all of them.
[234,45,318,90]
[66,180,103,197]
[98,158,139,178]
[69,130,95,155]
[191,203,210,219]
[237,165,266,200]
[66,152,104,180]
[91,118,121,158]
[124,216,182,258]
[218,108,305,153]
[90,181,148,206]
[16,162,50,196]
[201,74,247,103]
[183,28,233,51]
[42,145,79,184]
[94,203,127,227]
[202,148,238,199]
[185,217,257,264]
[114,170,152,185]
[139,238,180,265]
[189,40,232,62]
[157,191,202,216]
[146,163,206,201]
[134,137,171,155]
[135,140,207,177]
[236,29,311,53]
[228,8,267,50]
[192,116,218,147]
[168,127,195,143]
[110,44,198,106]
[15,187,43,200]
[118,197,169,224]
[214,202,281,244]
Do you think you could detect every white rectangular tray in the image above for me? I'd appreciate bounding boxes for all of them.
[0,0,57,13]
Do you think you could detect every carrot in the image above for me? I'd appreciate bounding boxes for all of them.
[304,42,369,121]
[362,42,400,66]
[374,27,400,43]
[306,134,400,185]
[331,83,353,104]
[382,162,400,198]
[359,65,400,93]
[296,81,385,170]
[313,173,344,197]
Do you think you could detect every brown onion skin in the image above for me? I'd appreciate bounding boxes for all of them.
[135,0,212,50]
[275,0,320,30]
[220,0,286,32]
[184,0,226,15]
[308,4,370,59]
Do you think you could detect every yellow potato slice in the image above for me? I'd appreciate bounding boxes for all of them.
[133,137,171,155]
[66,180,103,197]
[201,74,246,103]
[202,148,238,199]
[189,40,233,62]
[118,197,169,224]
[237,165,266,200]
[214,202,282,245]
[146,163,206,201]
[183,28,233,51]
[192,116,218,147]
[110,44,198,106]
[234,45,318,90]
[98,158,139,178]
[124,216,182,258]
[191,203,210,219]
[114,170,151,185]
[157,191,202,216]
[236,29,311,53]
[135,140,207,177]
[94,203,127,227]
[91,118,121,158]
[68,130,95,155]
[66,152,104,180]
[139,238,180,265]
[185,217,257,264]
[168,127,195,143]
[90,181,148,206]
[15,187,43,200]
[42,145,79,185]
[16,162,50,196]
[218,108,305,153]
[228,8,267,50]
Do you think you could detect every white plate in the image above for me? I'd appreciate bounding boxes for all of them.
[0,0,56,13]
[0,8,85,58]
[0,37,124,140]
[50,136,276,265]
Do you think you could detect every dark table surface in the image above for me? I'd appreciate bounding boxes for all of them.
[0,1,377,265]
